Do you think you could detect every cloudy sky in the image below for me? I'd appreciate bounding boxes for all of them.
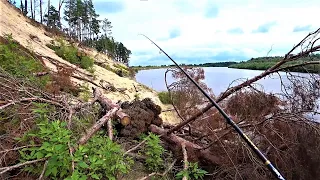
[50,0,320,66]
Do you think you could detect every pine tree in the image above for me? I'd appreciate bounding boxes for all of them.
[44,5,61,28]
[101,18,112,37]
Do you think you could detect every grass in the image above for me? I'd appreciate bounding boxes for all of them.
[0,34,50,88]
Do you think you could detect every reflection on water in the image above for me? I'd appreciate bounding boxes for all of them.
[135,67,319,121]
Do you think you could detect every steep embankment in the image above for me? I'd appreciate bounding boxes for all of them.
[0,0,178,124]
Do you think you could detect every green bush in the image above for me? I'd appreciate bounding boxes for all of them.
[175,162,208,180]
[143,133,165,172]
[19,104,133,179]
[47,40,94,70]
[158,91,173,104]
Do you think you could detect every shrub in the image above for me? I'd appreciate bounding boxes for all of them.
[19,120,132,179]
[47,40,94,70]
[175,162,208,180]
[158,91,173,104]
[143,133,165,172]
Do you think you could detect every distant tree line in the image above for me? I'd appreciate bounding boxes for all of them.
[7,0,131,65]
[230,55,320,73]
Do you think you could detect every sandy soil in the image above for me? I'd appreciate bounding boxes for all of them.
[0,0,179,124]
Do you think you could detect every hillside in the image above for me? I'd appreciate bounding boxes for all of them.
[0,0,178,124]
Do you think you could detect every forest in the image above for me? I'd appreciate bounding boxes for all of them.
[229,54,320,73]
[7,0,132,65]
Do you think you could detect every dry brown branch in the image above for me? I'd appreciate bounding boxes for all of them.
[0,97,65,110]
[37,160,48,180]
[0,145,41,154]
[0,158,47,175]
[124,139,147,155]
[78,107,118,145]
[107,118,113,141]
[137,159,177,180]
[182,143,188,180]
[167,28,320,134]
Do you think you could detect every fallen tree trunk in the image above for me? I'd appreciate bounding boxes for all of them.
[78,88,131,144]
[149,125,222,166]
[93,87,130,126]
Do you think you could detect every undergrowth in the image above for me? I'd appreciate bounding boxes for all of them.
[47,39,94,70]
[0,34,50,88]
[18,103,133,180]
[175,162,208,180]
[158,91,173,104]
[143,133,165,172]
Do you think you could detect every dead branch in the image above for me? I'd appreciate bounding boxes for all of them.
[0,158,47,175]
[167,28,320,134]
[93,87,130,125]
[78,107,118,145]
[124,139,147,155]
[107,118,113,141]
[0,145,41,154]
[137,159,177,180]
[37,160,48,180]
[150,125,222,166]
[182,143,188,180]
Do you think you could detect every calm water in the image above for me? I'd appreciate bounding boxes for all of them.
[136,67,296,95]
[135,67,319,121]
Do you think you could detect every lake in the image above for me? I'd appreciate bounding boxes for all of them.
[136,67,300,95]
[135,67,319,121]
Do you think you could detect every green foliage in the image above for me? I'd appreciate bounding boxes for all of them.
[143,133,165,172]
[79,83,91,102]
[0,34,50,87]
[48,40,94,70]
[72,132,133,180]
[158,91,173,104]
[20,120,72,178]
[175,162,208,180]
[19,103,132,179]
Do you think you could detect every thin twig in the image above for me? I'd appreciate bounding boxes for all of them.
[0,158,47,175]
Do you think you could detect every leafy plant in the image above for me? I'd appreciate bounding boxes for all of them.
[143,133,165,172]
[19,116,132,179]
[20,120,72,178]
[175,162,208,180]
[72,132,133,180]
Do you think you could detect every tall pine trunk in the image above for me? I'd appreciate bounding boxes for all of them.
[47,0,50,26]
[40,0,43,23]
[30,0,33,19]
[24,0,27,15]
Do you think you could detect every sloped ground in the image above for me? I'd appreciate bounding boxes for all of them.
[0,0,179,124]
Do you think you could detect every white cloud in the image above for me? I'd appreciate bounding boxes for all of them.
[54,0,320,65]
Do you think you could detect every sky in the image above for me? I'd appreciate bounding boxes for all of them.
[49,0,320,66]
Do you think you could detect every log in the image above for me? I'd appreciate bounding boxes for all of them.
[78,107,118,145]
[149,125,222,166]
[93,87,130,126]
